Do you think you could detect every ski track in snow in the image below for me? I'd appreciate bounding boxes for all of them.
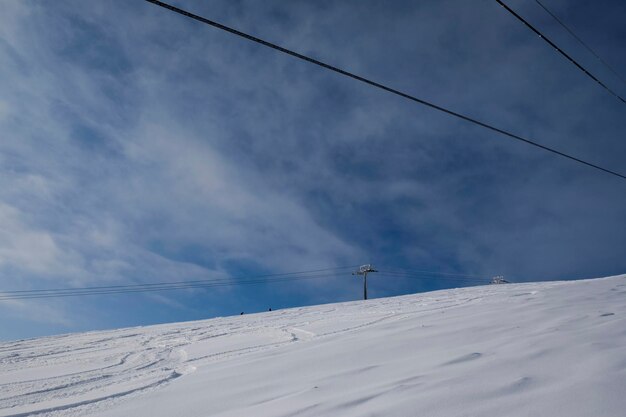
[1,275,625,417]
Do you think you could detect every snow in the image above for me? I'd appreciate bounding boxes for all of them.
[1,275,625,417]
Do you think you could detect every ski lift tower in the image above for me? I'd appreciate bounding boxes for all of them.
[353,264,378,300]
[490,275,509,284]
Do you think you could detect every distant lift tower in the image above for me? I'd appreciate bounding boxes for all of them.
[490,275,509,284]
[353,264,378,300]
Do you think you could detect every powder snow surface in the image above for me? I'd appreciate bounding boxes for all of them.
[1,275,625,417]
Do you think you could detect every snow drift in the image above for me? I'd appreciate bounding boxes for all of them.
[1,275,625,416]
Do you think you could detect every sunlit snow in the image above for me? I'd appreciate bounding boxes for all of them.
[1,275,625,416]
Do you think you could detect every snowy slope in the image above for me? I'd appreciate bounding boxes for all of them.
[1,275,625,417]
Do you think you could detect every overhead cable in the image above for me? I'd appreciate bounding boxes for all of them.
[144,0,626,182]
[0,266,357,295]
[0,272,348,301]
[496,0,626,105]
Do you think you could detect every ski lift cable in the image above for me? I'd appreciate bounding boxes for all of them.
[376,273,488,285]
[144,0,626,182]
[360,270,490,283]
[533,0,626,86]
[378,267,484,279]
[496,0,626,105]
[0,273,351,301]
[0,268,491,301]
[0,265,359,295]
[377,270,486,281]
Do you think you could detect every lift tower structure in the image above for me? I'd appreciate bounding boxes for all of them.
[353,264,378,300]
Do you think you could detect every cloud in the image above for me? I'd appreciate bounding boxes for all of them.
[0,0,361,327]
[0,203,83,278]
[0,0,624,339]
[0,295,74,328]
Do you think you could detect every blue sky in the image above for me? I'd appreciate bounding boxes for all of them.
[1,0,625,341]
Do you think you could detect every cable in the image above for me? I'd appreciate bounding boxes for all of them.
[377,272,486,285]
[534,0,626,86]
[377,273,488,285]
[0,267,492,301]
[0,265,357,295]
[496,0,626,105]
[144,0,626,182]
[377,270,482,280]
[376,268,493,281]
[0,272,349,301]
[378,267,484,279]
[0,275,340,300]
[376,275,485,289]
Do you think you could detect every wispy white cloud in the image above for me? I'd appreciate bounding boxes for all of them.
[0,0,363,334]
[0,203,83,278]
[0,0,625,339]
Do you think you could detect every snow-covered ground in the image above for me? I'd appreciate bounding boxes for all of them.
[1,275,625,417]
